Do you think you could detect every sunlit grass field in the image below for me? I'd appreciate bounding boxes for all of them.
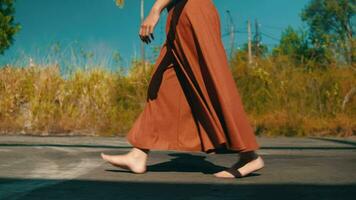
[0,54,355,137]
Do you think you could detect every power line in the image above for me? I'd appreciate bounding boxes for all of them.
[223,31,280,42]
[261,32,280,41]
[221,30,248,37]
[261,24,285,31]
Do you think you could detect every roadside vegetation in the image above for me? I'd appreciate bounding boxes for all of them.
[0,0,355,136]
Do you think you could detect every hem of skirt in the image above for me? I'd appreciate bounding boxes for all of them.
[205,143,260,154]
[126,136,259,154]
[127,143,205,153]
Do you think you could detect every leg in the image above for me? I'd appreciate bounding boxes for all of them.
[214,151,265,178]
[101,147,150,174]
[126,43,205,152]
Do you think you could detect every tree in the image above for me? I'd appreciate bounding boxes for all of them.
[0,0,21,55]
[272,26,313,66]
[301,0,355,65]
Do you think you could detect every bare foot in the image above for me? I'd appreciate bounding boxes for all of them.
[101,148,149,174]
[214,156,264,178]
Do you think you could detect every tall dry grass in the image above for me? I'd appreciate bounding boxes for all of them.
[0,61,153,136]
[230,52,355,137]
[0,54,355,137]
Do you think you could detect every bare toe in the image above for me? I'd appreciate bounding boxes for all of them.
[101,152,130,170]
[213,170,236,178]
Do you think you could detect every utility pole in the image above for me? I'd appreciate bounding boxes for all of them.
[254,19,261,59]
[226,10,235,61]
[140,0,146,74]
[247,19,253,66]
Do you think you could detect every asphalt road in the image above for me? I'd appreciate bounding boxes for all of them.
[0,135,355,200]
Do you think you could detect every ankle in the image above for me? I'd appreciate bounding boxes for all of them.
[130,147,150,158]
[239,150,259,161]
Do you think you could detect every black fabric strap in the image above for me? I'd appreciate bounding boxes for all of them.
[224,167,242,178]
[224,152,260,178]
[239,151,259,162]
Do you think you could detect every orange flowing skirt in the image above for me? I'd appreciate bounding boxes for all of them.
[126,0,260,153]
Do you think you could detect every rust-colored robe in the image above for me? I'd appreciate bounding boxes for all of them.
[126,0,260,153]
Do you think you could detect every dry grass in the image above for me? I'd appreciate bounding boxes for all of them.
[0,62,152,136]
[230,53,356,137]
[0,55,355,136]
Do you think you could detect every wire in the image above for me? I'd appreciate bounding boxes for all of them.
[222,30,248,37]
[261,32,280,41]
[261,24,285,31]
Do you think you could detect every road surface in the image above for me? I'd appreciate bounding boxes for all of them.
[0,135,355,200]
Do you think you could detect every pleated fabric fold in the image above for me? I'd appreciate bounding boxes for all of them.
[126,0,259,153]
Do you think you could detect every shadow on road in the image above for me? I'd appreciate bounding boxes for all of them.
[106,153,235,174]
[1,177,355,200]
[105,153,262,178]
[148,153,228,174]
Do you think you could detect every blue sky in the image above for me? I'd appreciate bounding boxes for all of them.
[1,0,310,70]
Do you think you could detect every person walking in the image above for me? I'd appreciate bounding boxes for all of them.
[101,0,264,178]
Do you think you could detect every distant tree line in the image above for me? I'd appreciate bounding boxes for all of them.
[241,0,355,69]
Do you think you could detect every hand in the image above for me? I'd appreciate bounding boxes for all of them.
[139,9,160,44]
